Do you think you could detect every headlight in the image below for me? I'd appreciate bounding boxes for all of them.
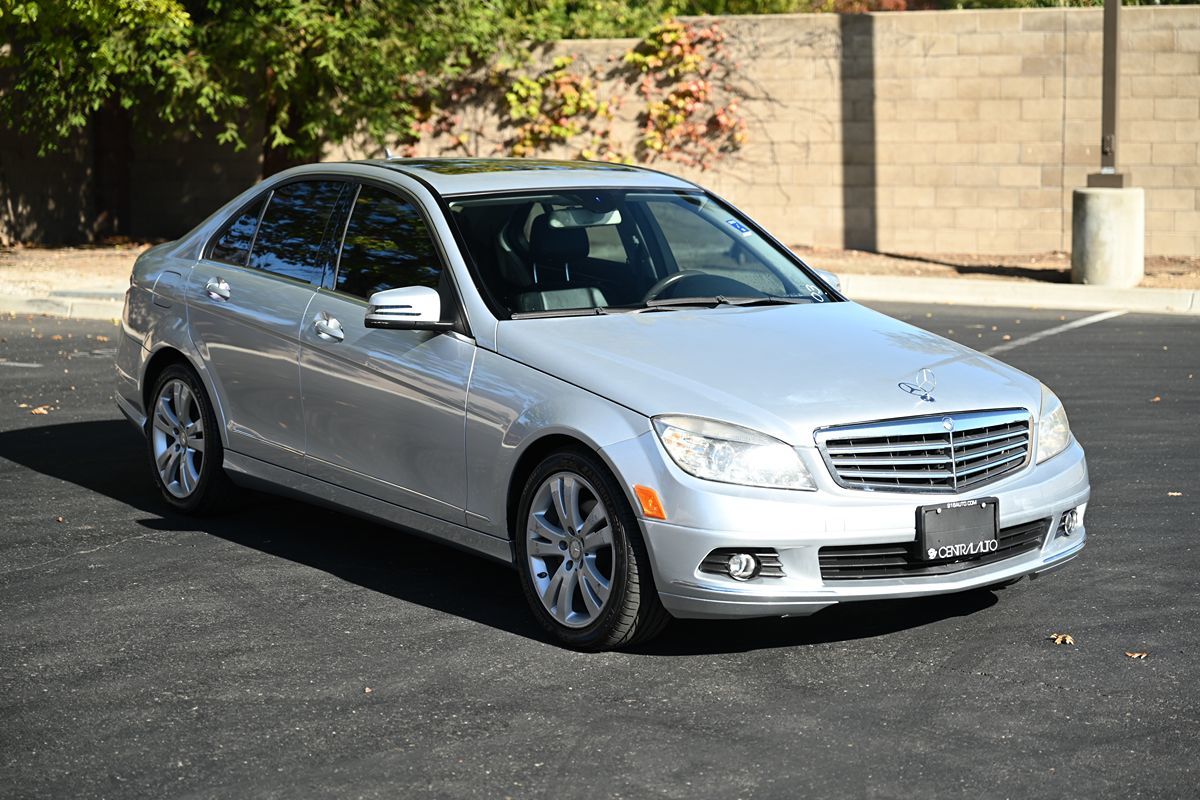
[1036,384,1072,464]
[652,415,816,491]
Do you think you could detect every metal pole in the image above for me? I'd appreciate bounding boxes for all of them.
[1088,0,1126,188]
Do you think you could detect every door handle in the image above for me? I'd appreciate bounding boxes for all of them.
[204,277,231,301]
[313,315,345,342]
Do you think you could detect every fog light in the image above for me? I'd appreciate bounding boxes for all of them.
[726,553,759,581]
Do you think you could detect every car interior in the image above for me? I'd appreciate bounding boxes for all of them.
[450,191,808,316]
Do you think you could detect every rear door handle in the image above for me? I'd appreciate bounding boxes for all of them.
[313,315,345,342]
[204,277,231,301]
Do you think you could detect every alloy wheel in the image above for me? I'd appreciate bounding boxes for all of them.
[150,378,206,499]
[526,472,615,629]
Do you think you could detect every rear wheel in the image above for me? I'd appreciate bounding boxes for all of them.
[514,450,669,651]
[145,364,237,514]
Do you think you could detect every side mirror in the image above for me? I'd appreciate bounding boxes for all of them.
[364,286,453,331]
[813,268,841,292]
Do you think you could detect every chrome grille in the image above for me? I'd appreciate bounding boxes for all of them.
[816,409,1032,493]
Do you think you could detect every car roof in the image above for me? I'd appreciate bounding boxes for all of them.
[356,157,698,196]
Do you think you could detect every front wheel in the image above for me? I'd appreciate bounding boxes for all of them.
[514,450,669,651]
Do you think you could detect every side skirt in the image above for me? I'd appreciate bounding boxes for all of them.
[222,450,515,567]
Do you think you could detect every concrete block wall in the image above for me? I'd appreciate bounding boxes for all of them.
[683,6,1199,257]
[4,6,1197,256]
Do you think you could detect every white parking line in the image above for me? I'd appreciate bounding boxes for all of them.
[983,309,1128,356]
[0,360,43,368]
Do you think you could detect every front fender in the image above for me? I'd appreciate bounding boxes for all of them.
[464,349,650,537]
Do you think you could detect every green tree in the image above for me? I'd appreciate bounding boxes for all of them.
[0,1,527,175]
[0,1,208,147]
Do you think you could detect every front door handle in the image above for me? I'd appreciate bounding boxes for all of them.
[204,277,231,301]
[313,315,345,342]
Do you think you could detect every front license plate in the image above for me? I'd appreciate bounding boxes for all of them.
[916,497,999,561]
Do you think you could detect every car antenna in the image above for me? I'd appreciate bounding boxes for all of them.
[384,147,394,159]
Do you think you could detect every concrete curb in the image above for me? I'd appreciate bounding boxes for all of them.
[0,294,124,321]
[839,274,1200,315]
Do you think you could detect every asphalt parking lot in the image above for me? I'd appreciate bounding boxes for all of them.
[1,303,1197,799]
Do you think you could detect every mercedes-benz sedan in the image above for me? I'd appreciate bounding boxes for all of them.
[116,158,1089,650]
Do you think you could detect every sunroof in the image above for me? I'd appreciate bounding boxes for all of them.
[388,158,641,175]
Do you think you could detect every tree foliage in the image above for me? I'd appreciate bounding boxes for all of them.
[0,0,206,146]
[1,0,1194,170]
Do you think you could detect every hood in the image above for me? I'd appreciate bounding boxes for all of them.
[496,302,1042,446]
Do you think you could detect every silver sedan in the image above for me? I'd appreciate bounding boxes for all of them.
[115,158,1088,650]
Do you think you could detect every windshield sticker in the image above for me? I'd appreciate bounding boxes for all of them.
[725,219,753,237]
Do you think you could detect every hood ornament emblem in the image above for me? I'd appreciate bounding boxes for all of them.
[899,368,936,402]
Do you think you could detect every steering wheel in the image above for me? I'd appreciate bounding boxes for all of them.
[641,271,763,304]
[641,271,711,303]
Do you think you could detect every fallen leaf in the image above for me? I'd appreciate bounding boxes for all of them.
[1049,633,1075,646]
[1001,334,1012,341]
[50,334,62,341]
[364,687,373,694]
[95,335,110,343]
[29,405,52,415]
[1150,395,1161,403]
[1168,492,1182,497]
[1125,651,1148,659]
[54,516,64,523]
[17,403,29,408]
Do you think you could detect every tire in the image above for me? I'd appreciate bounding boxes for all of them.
[145,363,238,515]
[514,449,670,651]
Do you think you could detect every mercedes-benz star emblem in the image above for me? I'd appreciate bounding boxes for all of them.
[942,416,954,432]
[899,368,937,402]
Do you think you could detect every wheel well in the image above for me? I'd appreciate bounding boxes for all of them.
[141,347,192,410]
[505,434,600,540]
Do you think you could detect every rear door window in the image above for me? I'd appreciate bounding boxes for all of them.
[248,180,347,284]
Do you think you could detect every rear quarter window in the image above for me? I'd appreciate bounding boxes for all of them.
[208,196,266,266]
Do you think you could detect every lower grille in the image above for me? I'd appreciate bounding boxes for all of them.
[819,517,1051,581]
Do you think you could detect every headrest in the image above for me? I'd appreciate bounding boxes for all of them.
[530,214,589,265]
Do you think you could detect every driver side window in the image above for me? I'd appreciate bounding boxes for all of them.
[645,200,787,296]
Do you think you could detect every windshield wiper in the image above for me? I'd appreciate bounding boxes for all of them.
[635,294,811,312]
[510,306,611,320]
[717,295,813,307]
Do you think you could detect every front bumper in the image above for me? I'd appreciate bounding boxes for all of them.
[603,432,1089,620]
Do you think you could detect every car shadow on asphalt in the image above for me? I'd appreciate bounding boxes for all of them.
[0,419,1000,655]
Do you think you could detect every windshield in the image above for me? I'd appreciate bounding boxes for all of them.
[447,190,838,318]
